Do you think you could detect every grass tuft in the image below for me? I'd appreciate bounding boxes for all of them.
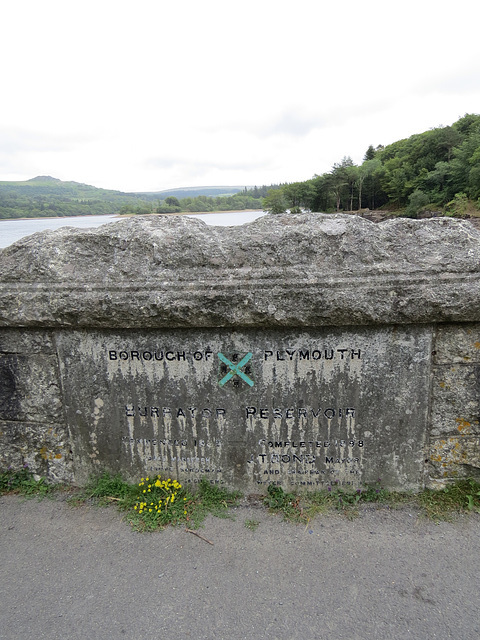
[417,478,480,522]
[68,473,241,532]
[263,484,307,522]
[73,472,138,507]
[263,478,480,522]
[244,519,260,531]
[0,466,54,497]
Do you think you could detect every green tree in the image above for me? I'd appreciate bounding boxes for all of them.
[452,113,480,137]
[282,181,316,211]
[310,173,336,212]
[420,161,451,203]
[345,164,358,211]
[262,189,288,214]
[405,189,429,218]
[330,157,355,211]
[445,192,469,217]
[356,158,381,210]
[363,145,376,161]
[450,126,480,200]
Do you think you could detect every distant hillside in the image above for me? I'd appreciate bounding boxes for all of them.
[0,178,253,219]
[2,175,130,197]
[0,176,147,219]
[151,186,248,200]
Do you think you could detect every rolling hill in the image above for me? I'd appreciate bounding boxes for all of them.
[0,177,250,219]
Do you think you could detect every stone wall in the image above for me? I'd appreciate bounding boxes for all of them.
[1,214,479,491]
[0,329,72,483]
[429,324,480,486]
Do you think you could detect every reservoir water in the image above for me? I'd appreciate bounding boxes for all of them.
[0,210,266,249]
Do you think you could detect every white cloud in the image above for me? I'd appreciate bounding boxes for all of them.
[1,0,479,191]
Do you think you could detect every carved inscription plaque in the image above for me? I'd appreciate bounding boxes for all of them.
[56,326,432,491]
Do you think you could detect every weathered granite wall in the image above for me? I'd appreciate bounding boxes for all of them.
[0,329,72,482]
[1,213,479,491]
[429,324,480,486]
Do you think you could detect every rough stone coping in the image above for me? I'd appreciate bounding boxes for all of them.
[1,213,480,328]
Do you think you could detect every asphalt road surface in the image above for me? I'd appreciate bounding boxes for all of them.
[1,494,479,640]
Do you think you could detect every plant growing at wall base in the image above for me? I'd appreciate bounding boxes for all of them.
[266,479,401,521]
[0,465,53,496]
[129,476,185,531]
[127,475,241,532]
[264,484,307,522]
[69,473,241,531]
[418,477,480,520]
[74,471,138,506]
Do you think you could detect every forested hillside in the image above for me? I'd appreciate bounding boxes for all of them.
[152,186,244,199]
[264,113,480,217]
[0,177,266,219]
[0,177,148,219]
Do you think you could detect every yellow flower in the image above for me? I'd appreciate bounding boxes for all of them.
[149,508,152,512]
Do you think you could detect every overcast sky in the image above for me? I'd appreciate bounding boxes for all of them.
[1,0,479,193]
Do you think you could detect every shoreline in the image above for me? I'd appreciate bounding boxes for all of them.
[0,209,265,222]
[116,208,264,218]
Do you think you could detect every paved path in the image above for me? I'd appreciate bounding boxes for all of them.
[1,495,479,640]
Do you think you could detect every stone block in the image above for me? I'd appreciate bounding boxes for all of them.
[55,325,432,492]
[428,436,480,483]
[1,214,480,329]
[433,323,480,364]
[0,329,71,481]
[0,420,72,483]
[427,322,480,484]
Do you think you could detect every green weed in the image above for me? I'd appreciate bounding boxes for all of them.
[183,477,241,529]
[72,472,137,507]
[266,480,410,521]
[263,484,307,522]
[244,519,260,531]
[0,466,54,497]
[417,478,480,521]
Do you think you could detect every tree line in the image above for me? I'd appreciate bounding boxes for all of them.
[119,190,271,215]
[119,185,286,215]
[0,178,270,219]
[263,113,480,217]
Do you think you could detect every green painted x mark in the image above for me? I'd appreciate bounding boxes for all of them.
[218,352,254,387]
